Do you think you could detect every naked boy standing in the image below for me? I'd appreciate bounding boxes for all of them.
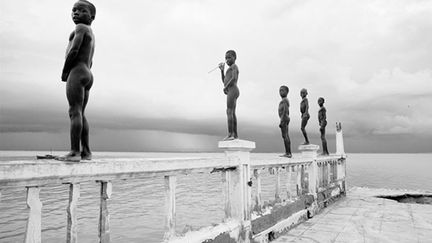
[60,0,96,161]
[300,88,310,145]
[218,50,240,140]
[318,97,329,155]
[278,86,292,158]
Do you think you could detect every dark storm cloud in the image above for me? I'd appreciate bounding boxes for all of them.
[2,0,432,152]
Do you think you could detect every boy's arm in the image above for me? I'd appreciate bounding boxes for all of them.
[220,69,225,83]
[224,65,238,89]
[61,24,87,81]
[219,63,225,83]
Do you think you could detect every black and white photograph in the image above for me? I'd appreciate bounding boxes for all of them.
[1,0,431,242]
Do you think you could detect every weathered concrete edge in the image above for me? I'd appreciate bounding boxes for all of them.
[251,208,310,243]
[349,186,432,196]
[252,187,344,243]
[167,219,243,243]
[251,195,314,234]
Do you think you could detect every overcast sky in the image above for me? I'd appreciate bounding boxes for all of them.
[1,0,432,153]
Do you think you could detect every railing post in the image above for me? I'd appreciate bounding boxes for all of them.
[299,144,319,196]
[326,162,330,186]
[222,171,232,218]
[336,122,345,156]
[307,161,317,197]
[219,139,255,242]
[275,167,281,202]
[66,183,80,243]
[163,175,177,240]
[98,181,112,243]
[24,186,42,243]
[253,169,262,210]
[296,165,302,196]
[286,166,293,201]
[335,122,347,192]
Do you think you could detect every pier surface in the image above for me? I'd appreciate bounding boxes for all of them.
[274,187,432,243]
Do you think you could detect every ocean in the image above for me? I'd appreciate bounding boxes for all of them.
[0,152,431,243]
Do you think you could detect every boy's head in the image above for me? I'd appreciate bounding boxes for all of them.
[300,88,308,98]
[225,50,237,66]
[318,97,325,106]
[72,0,96,25]
[279,85,289,98]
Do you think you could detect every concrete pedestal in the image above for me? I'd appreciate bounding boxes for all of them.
[218,139,256,152]
[298,144,320,159]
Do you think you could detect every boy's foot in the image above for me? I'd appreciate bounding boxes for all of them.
[223,134,235,141]
[81,152,92,160]
[225,136,236,141]
[56,152,81,162]
[280,154,292,158]
[301,141,310,145]
[320,152,329,156]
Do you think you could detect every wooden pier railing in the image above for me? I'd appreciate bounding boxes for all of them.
[0,126,346,243]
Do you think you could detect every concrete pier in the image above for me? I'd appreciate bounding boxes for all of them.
[273,187,432,243]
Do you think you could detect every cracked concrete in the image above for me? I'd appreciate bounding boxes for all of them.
[272,187,432,243]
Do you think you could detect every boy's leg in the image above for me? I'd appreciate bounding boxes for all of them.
[320,127,329,155]
[232,101,238,138]
[301,118,309,144]
[281,124,291,156]
[61,75,85,161]
[225,90,237,140]
[225,108,233,139]
[81,88,91,160]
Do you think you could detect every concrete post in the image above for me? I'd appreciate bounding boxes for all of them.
[219,139,255,243]
[336,122,345,156]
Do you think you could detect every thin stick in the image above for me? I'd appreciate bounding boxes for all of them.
[208,62,224,74]
[208,66,219,74]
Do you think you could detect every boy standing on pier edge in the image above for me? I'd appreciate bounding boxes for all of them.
[59,0,96,161]
[300,88,310,145]
[219,50,240,141]
[278,86,292,158]
[318,97,329,155]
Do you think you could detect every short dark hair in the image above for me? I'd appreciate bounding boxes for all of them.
[280,85,289,92]
[318,97,325,103]
[80,0,96,18]
[226,50,237,59]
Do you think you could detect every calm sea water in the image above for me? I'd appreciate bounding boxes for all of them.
[0,151,431,242]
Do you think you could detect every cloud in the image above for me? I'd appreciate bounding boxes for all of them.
[1,0,432,152]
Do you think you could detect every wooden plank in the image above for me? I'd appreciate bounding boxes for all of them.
[163,175,177,240]
[98,181,112,243]
[66,183,80,243]
[24,187,42,243]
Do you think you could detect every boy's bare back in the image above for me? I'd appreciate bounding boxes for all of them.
[62,1,95,81]
[69,24,94,65]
